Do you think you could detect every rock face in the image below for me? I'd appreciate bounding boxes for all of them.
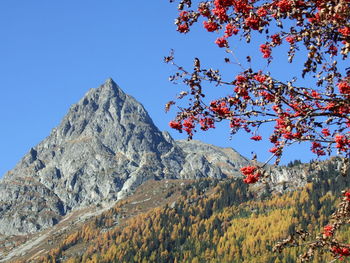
[0,79,250,235]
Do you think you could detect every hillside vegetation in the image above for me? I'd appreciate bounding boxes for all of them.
[21,161,350,263]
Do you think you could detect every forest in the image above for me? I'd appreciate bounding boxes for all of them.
[30,160,350,263]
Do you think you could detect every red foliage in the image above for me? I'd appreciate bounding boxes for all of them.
[203,21,219,32]
[240,165,262,184]
[166,7,350,261]
[177,23,189,33]
[167,0,349,170]
[344,191,350,201]
[215,36,228,47]
[167,2,350,258]
[224,23,239,37]
[323,225,334,237]
[331,246,350,259]
[169,120,182,131]
[250,135,262,141]
[259,44,272,58]
[338,80,350,95]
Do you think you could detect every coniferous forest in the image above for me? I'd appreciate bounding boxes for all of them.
[29,160,350,263]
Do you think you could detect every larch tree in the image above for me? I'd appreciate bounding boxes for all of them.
[166,0,350,260]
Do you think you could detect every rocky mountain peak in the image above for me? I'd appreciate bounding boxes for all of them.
[0,80,250,235]
[84,78,126,106]
[104,77,117,87]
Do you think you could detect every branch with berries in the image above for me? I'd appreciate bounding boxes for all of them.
[167,0,350,261]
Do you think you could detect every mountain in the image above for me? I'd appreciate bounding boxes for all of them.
[0,79,250,236]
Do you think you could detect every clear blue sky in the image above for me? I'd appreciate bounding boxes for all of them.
[0,1,317,177]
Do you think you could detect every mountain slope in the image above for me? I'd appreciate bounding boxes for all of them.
[20,159,350,263]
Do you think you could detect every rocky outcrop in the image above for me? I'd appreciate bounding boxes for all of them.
[0,79,250,235]
[0,177,64,235]
[176,140,250,178]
